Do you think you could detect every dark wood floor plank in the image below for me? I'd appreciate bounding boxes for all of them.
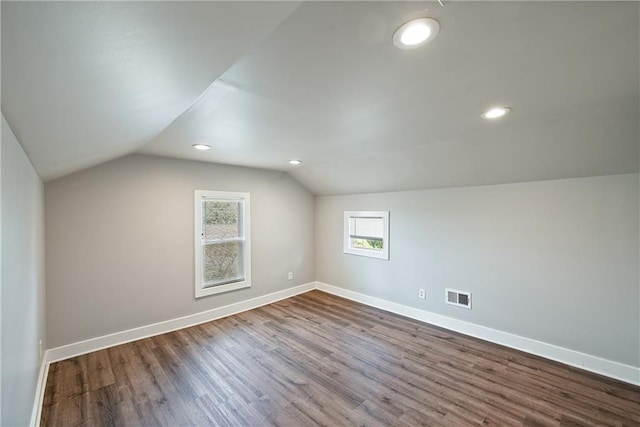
[41,290,640,426]
[85,350,115,392]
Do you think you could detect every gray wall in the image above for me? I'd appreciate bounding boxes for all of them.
[316,173,639,367]
[46,154,315,348]
[1,114,46,426]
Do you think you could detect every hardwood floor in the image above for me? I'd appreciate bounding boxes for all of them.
[41,290,640,426]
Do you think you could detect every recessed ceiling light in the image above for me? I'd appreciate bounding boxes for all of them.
[481,107,511,119]
[192,144,212,151]
[393,18,440,49]
[288,160,302,165]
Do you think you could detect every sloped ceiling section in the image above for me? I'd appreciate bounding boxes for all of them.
[2,1,638,194]
[141,1,639,195]
[1,1,301,180]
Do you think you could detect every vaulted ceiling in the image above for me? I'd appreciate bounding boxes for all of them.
[2,1,638,195]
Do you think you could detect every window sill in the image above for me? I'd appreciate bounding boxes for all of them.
[195,280,251,298]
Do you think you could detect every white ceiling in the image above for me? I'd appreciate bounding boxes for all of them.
[1,1,301,180]
[2,1,639,195]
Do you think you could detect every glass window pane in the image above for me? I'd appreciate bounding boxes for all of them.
[351,217,384,239]
[203,241,244,286]
[351,238,383,251]
[343,211,389,260]
[203,200,241,240]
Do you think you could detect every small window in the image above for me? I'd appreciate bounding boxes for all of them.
[195,190,251,298]
[344,211,389,260]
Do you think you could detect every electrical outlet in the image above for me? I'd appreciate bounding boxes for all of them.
[288,272,293,280]
[418,289,426,299]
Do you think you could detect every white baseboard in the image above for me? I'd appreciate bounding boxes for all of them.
[46,282,316,364]
[32,282,316,427]
[33,280,639,426]
[29,355,50,427]
[316,281,640,387]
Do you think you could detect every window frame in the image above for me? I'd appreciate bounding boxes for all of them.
[194,190,251,298]
[343,210,390,260]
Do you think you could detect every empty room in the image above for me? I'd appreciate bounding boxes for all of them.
[1,1,639,426]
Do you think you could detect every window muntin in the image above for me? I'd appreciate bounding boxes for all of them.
[195,191,251,297]
[344,211,389,260]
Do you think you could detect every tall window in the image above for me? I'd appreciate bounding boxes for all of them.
[344,211,390,260]
[195,190,251,297]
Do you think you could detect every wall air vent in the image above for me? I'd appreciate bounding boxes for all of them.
[445,288,472,309]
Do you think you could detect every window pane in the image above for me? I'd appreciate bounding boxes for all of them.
[350,217,384,239]
[203,200,241,240]
[351,238,383,251]
[343,211,389,260]
[203,241,244,286]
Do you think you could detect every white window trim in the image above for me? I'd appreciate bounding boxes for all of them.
[194,190,251,298]
[343,211,390,260]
